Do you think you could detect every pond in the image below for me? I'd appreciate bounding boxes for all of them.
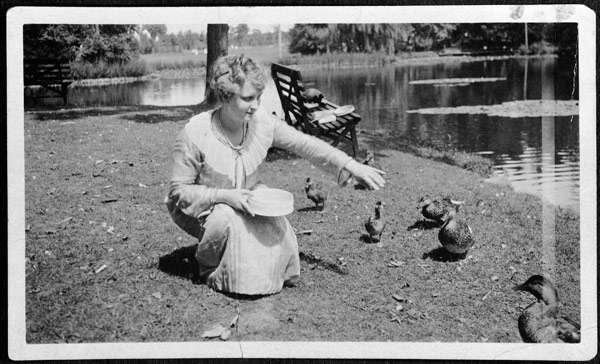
[25,57,579,213]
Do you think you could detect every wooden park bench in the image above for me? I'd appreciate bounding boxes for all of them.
[271,63,360,157]
[24,58,73,105]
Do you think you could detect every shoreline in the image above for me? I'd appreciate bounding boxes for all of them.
[66,53,558,87]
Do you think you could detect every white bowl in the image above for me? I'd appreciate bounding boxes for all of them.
[247,188,294,216]
[334,105,355,116]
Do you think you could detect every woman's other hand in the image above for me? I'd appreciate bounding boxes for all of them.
[345,160,386,190]
[216,189,256,216]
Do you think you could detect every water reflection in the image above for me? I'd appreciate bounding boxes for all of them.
[25,57,579,212]
[301,58,579,212]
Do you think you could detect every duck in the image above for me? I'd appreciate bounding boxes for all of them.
[437,208,474,259]
[418,195,464,225]
[513,275,581,343]
[305,178,326,210]
[365,201,385,243]
[362,149,381,170]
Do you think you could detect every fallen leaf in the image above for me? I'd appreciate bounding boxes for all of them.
[152,292,162,299]
[230,315,239,328]
[56,216,73,224]
[95,159,104,165]
[220,328,231,340]
[388,260,405,267]
[95,264,107,274]
[202,325,226,338]
[392,294,407,302]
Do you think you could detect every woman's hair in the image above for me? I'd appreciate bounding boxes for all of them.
[210,54,267,103]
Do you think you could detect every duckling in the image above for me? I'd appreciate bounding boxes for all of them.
[437,208,474,259]
[305,178,326,210]
[365,201,385,243]
[418,195,464,225]
[513,275,581,343]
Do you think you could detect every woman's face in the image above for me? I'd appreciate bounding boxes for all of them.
[225,80,262,124]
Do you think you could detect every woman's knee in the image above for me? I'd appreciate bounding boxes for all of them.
[202,204,237,238]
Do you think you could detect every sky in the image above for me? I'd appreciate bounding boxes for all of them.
[166,23,294,35]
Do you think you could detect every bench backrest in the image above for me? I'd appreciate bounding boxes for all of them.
[270,63,317,134]
[24,58,72,86]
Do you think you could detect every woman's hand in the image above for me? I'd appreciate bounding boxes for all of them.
[344,160,386,190]
[215,189,256,216]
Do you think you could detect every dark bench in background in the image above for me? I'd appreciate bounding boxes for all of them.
[24,58,73,105]
[271,63,360,157]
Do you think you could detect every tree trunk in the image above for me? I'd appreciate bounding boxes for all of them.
[386,38,395,56]
[199,24,229,110]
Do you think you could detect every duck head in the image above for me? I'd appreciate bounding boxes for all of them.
[374,201,384,217]
[513,275,559,306]
[439,207,458,224]
[305,178,313,191]
[418,196,432,209]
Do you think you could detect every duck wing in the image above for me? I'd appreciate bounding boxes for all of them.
[518,303,559,343]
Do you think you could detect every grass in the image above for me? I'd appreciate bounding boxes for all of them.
[23,105,580,345]
[71,59,150,79]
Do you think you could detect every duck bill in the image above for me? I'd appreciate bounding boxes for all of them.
[513,283,526,291]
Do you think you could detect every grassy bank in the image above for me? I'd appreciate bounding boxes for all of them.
[23,105,580,344]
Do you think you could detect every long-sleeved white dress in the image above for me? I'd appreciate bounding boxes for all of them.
[165,107,353,295]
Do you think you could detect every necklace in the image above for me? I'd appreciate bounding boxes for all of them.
[215,108,247,189]
[216,108,247,151]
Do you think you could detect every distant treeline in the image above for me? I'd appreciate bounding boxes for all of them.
[288,23,577,56]
[23,23,577,80]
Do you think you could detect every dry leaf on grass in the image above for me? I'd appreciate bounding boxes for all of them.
[202,324,226,338]
[230,314,239,328]
[220,329,231,341]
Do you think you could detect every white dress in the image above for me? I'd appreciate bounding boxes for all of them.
[165,107,353,295]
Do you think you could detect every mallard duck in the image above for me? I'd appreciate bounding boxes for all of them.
[365,201,385,243]
[362,149,382,170]
[438,209,474,259]
[418,195,464,224]
[305,178,326,209]
[514,275,581,343]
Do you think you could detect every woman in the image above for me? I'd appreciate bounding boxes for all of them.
[166,54,385,295]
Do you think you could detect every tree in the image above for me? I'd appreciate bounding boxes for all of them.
[143,24,167,53]
[200,24,229,108]
[288,24,330,55]
[233,24,250,46]
[23,24,140,63]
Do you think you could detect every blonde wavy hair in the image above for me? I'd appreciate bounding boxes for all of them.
[210,54,267,103]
